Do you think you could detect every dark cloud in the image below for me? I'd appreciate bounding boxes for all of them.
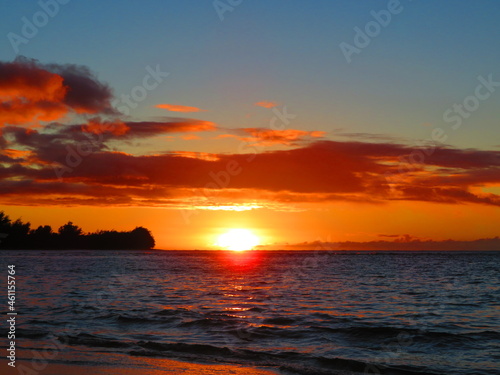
[1,117,217,167]
[0,57,115,126]
[1,138,499,207]
[45,62,115,114]
[58,118,217,138]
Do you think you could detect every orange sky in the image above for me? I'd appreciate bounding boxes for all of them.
[0,58,499,250]
[4,201,499,250]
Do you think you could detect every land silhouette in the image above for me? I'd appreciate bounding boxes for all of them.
[0,211,155,250]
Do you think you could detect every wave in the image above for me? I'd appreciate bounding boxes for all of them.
[262,317,297,325]
[129,341,444,375]
[56,333,131,348]
[36,305,499,348]
[46,332,452,375]
[115,313,179,324]
[310,325,500,347]
[8,328,49,339]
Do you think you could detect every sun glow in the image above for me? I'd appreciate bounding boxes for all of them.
[215,229,260,251]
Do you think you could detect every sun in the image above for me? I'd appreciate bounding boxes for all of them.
[215,229,260,251]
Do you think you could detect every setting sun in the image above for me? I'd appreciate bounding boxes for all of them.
[215,229,260,251]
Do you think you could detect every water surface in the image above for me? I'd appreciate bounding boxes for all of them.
[1,250,498,374]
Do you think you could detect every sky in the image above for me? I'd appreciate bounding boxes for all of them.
[0,0,499,249]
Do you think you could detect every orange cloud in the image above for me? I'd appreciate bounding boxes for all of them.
[255,101,278,108]
[3,149,30,159]
[81,119,129,136]
[1,149,39,166]
[155,104,206,113]
[171,151,220,161]
[74,119,216,139]
[0,57,115,127]
[243,128,326,145]
[181,134,201,140]
[217,128,326,146]
[122,120,216,135]
[2,133,499,208]
[0,100,68,126]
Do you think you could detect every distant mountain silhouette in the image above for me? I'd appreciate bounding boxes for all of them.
[0,211,155,250]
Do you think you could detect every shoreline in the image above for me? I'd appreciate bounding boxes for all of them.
[1,354,283,375]
[0,248,500,254]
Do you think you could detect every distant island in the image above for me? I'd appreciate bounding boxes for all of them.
[0,211,155,250]
[257,236,500,251]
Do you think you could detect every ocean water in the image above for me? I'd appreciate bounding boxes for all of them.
[1,250,499,375]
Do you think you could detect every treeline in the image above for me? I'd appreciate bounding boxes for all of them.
[0,211,155,250]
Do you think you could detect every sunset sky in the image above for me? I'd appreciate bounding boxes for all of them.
[1,1,499,249]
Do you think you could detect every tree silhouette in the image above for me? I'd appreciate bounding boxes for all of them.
[30,225,55,249]
[0,211,11,232]
[3,218,30,249]
[58,222,83,236]
[0,211,155,250]
[57,222,83,249]
[130,227,155,249]
[0,211,11,247]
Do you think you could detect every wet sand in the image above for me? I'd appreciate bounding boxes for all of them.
[1,354,282,375]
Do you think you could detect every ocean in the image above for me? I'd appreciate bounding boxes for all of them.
[1,250,498,375]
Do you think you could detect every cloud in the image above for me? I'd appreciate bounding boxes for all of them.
[0,118,217,172]
[44,61,115,114]
[333,131,407,143]
[242,128,325,146]
[155,104,206,113]
[255,101,278,108]
[123,120,215,136]
[0,57,498,210]
[62,118,216,138]
[378,234,416,242]
[1,137,499,207]
[0,57,115,127]
[218,128,326,146]
[181,134,202,140]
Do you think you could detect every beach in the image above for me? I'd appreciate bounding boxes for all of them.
[1,353,282,375]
